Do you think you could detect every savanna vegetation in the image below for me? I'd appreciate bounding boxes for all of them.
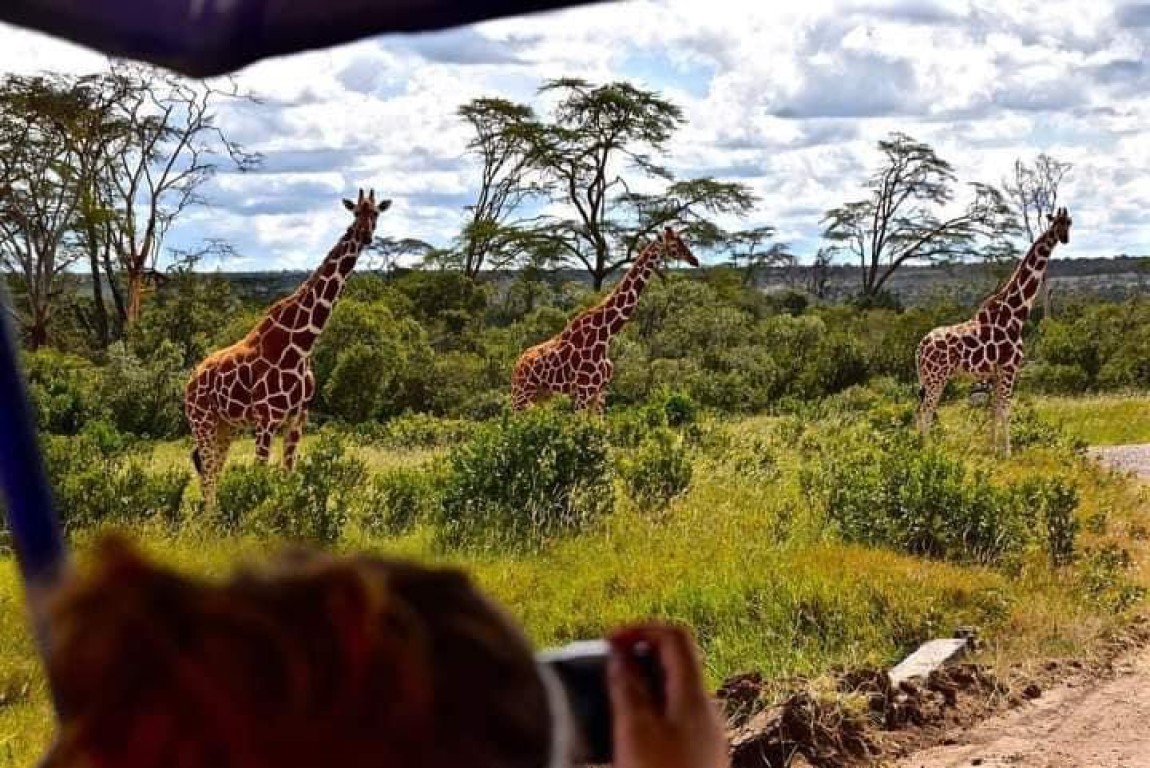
[1,62,1149,766]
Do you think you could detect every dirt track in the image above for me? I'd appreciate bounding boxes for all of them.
[895,444,1150,768]
[893,645,1150,767]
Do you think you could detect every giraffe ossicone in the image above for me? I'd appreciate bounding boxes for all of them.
[511,226,699,414]
[184,188,392,512]
[914,206,1073,456]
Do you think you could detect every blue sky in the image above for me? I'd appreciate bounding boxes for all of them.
[0,0,1147,272]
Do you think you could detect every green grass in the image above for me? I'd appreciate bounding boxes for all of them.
[1029,393,1150,446]
[2,394,1149,765]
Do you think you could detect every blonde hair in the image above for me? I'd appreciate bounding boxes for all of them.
[40,536,551,768]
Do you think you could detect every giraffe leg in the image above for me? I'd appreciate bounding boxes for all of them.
[194,420,233,513]
[282,410,308,470]
[916,377,947,436]
[254,423,276,464]
[994,370,1018,457]
[511,379,536,411]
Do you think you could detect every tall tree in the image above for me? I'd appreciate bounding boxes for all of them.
[89,61,260,328]
[456,97,547,278]
[821,132,1019,298]
[718,225,791,287]
[367,235,435,274]
[0,73,123,348]
[1000,152,1072,315]
[524,78,756,289]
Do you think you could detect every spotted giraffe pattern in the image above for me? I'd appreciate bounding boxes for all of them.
[511,227,698,413]
[915,207,1073,455]
[184,189,391,510]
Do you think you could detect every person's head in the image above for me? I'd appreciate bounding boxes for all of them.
[39,536,556,768]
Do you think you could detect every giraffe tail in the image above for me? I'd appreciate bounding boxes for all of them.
[917,385,926,403]
[191,447,204,476]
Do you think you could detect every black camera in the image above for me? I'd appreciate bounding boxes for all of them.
[536,639,666,764]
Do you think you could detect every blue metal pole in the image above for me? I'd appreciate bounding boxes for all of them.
[0,286,67,715]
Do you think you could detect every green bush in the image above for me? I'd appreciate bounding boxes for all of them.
[617,426,694,512]
[98,341,189,439]
[361,465,441,536]
[434,405,614,551]
[247,438,368,545]
[801,429,1038,567]
[41,432,190,531]
[215,461,281,532]
[22,348,106,434]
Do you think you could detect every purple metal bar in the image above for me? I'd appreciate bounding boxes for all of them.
[0,0,615,77]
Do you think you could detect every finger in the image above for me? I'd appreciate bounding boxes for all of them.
[620,622,708,720]
[607,638,659,731]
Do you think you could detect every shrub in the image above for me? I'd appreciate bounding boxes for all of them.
[247,438,368,545]
[215,461,281,532]
[41,433,190,531]
[22,348,107,434]
[801,429,1037,567]
[361,465,440,536]
[98,341,189,439]
[434,405,613,551]
[617,426,694,512]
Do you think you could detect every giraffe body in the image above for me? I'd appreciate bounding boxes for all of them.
[185,189,391,510]
[915,207,1072,454]
[511,227,698,413]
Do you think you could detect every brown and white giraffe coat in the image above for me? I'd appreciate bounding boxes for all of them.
[184,189,391,509]
[915,207,1072,454]
[511,226,698,413]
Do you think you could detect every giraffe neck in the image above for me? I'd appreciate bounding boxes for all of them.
[258,220,373,351]
[600,243,661,335]
[979,229,1059,329]
[1001,229,1059,319]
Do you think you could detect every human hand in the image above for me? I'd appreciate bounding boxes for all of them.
[607,621,728,768]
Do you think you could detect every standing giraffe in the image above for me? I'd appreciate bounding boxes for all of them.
[915,207,1072,455]
[511,226,698,413]
[184,188,391,510]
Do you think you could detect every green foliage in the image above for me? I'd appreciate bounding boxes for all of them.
[800,421,1081,569]
[312,299,435,420]
[361,465,441,536]
[247,438,368,546]
[98,340,189,438]
[40,429,190,530]
[435,404,613,551]
[22,348,106,434]
[617,426,694,512]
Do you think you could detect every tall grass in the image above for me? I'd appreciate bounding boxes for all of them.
[1,393,1148,766]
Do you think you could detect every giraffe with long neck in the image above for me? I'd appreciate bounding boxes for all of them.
[915,207,1073,455]
[184,188,391,510]
[511,226,698,413]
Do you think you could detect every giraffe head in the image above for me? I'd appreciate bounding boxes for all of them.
[1046,206,1072,245]
[341,188,392,243]
[657,226,699,267]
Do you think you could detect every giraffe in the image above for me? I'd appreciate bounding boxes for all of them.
[511,226,698,413]
[184,188,391,510]
[915,207,1072,455]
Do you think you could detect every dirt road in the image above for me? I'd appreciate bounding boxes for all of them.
[893,645,1150,767]
[895,444,1150,768]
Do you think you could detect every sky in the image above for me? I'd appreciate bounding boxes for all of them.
[0,0,1148,272]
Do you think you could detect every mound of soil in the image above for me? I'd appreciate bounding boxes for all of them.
[716,614,1150,768]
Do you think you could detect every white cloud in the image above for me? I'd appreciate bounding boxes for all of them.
[0,0,1147,272]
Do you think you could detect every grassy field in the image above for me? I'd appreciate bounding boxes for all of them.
[1031,393,1150,446]
[2,393,1149,765]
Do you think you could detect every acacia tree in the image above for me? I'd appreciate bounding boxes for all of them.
[367,235,435,273]
[523,78,756,289]
[1000,153,1072,315]
[85,61,260,329]
[718,225,791,287]
[821,132,1019,298]
[455,97,547,278]
[0,73,125,348]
